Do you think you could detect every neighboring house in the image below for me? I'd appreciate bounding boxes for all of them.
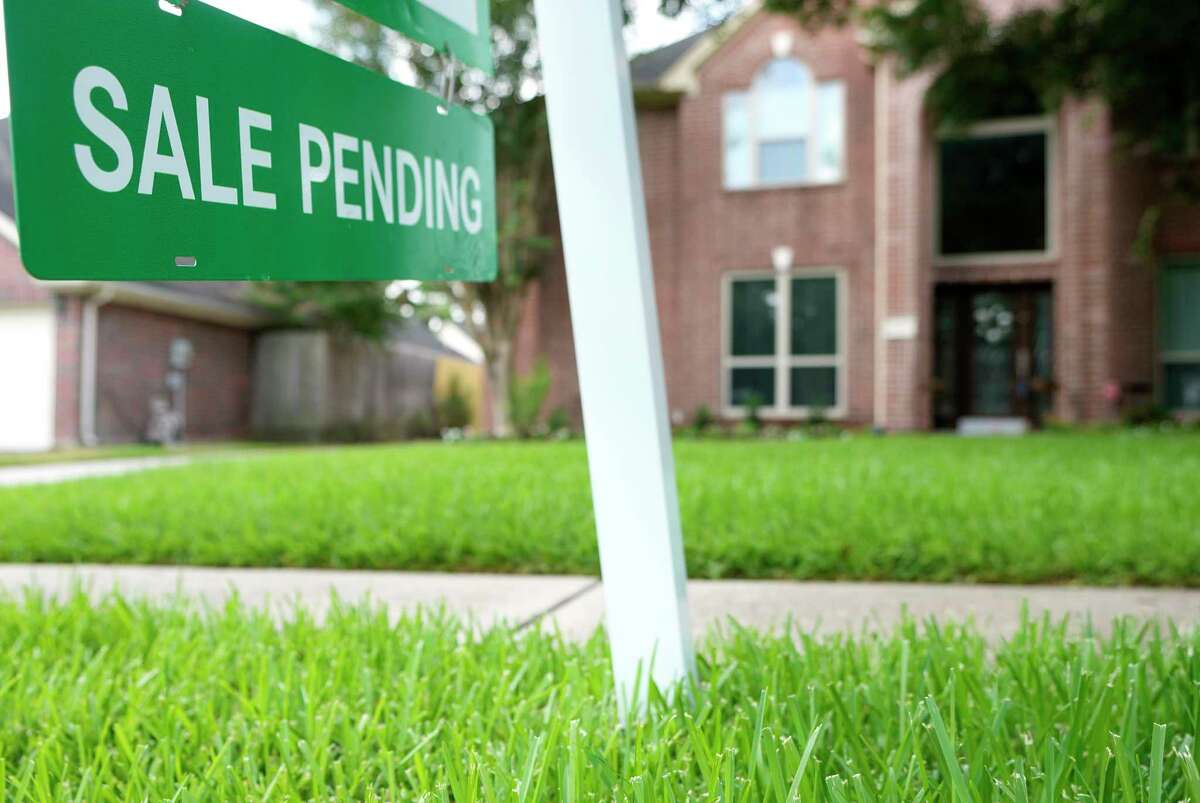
[517,2,1200,430]
[0,131,267,450]
[0,121,480,452]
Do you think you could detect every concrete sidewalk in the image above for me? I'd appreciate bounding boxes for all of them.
[3,564,1199,641]
[0,457,193,488]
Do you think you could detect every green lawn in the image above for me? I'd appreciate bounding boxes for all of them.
[1,433,1198,585]
[1,593,1198,800]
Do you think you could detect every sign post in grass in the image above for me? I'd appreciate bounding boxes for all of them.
[532,0,697,714]
[5,0,695,717]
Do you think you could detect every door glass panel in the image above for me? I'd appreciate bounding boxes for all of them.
[972,292,1015,415]
[730,280,776,356]
[790,277,837,355]
[790,367,837,408]
[731,367,775,407]
[933,292,959,427]
[1032,289,1054,419]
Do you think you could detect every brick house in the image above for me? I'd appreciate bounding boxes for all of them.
[0,114,267,451]
[517,2,1200,430]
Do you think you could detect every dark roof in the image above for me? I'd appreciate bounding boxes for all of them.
[142,281,256,306]
[630,30,708,87]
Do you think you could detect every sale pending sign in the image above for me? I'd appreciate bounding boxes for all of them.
[3,0,497,282]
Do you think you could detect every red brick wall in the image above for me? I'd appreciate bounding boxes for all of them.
[94,304,253,443]
[524,15,878,427]
[54,296,83,445]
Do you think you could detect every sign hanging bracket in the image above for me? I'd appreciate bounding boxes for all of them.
[435,47,461,116]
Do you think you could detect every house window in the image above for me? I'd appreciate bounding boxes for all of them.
[937,117,1053,260]
[1161,261,1200,411]
[724,271,845,415]
[723,59,846,190]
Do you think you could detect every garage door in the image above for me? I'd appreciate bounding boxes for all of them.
[0,305,56,452]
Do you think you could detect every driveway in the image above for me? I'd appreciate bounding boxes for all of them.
[0,456,193,488]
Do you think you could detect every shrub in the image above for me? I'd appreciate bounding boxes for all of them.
[509,358,552,439]
[691,405,715,436]
[546,406,572,436]
[403,410,439,440]
[437,376,474,432]
[1122,402,1173,429]
[742,393,764,435]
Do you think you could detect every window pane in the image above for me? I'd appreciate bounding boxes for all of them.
[730,280,777,356]
[790,367,837,408]
[790,277,837,355]
[759,140,807,184]
[813,82,845,183]
[723,93,752,190]
[939,132,1047,255]
[731,368,776,407]
[1161,263,1200,353]
[755,59,811,141]
[1166,363,1200,410]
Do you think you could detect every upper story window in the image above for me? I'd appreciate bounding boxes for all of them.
[723,59,846,190]
[937,117,1054,262]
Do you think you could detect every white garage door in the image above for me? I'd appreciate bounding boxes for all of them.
[0,305,56,452]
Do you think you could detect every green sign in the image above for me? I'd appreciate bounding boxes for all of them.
[4,0,498,282]
[339,0,494,75]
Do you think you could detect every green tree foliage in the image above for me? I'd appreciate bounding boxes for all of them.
[437,376,475,431]
[669,0,1200,199]
[252,281,404,342]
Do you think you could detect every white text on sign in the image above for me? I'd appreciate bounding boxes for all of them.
[71,65,485,235]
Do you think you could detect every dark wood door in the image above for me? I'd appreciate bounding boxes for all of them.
[933,284,1054,429]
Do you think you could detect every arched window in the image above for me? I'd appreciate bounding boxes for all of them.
[723,58,846,189]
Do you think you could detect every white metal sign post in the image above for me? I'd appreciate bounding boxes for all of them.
[532,0,696,716]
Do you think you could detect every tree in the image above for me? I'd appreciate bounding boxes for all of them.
[312,0,554,436]
[667,0,1200,203]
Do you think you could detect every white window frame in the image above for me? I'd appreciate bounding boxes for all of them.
[721,268,848,419]
[1159,256,1200,413]
[722,62,846,192]
[934,116,1058,267]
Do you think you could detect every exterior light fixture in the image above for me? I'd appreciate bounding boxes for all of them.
[772,245,795,273]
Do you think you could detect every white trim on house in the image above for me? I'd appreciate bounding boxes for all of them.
[873,56,891,429]
[720,266,849,420]
[933,115,1059,267]
[78,287,115,447]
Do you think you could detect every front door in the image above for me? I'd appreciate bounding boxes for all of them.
[933,284,1054,429]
